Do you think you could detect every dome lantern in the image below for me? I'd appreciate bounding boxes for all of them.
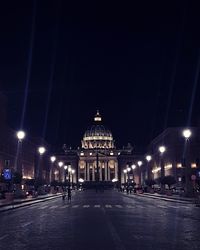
[94,110,102,122]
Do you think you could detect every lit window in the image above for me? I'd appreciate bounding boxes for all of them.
[164,164,172,170]
[191,163,197,168]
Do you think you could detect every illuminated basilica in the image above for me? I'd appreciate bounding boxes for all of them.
[55,111,141,185]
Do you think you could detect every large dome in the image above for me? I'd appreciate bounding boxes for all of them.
[81,111,115,149]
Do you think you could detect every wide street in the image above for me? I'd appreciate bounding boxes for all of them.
[0,190,200,250]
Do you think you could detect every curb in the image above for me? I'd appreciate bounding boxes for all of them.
[138,193,193,204]
[0,194,62,213]
[122,192,193,204]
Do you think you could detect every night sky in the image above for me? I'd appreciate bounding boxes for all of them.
[0,0,200,152]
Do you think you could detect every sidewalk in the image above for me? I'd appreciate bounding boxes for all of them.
[122,191,195,204]
[0,193,62,212]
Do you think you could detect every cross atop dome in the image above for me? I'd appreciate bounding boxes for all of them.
[94,110,102,122]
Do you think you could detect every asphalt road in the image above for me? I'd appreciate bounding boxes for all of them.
[0,190,200,250]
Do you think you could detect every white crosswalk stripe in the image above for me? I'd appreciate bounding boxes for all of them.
[94,205,101,208]
[83,205,90,208]
[115,205,123,208]
[126,205,134,208]
[72,205,79,208]
[38,205,48,210]
[157,205,167,209]
[168,205,178,209]
[62,205,69,208]
[105,205,112,208]
[49,205,58,209]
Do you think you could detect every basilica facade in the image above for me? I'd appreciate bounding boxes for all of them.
[55,111,141,185]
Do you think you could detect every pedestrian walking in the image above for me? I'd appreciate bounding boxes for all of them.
[62,191,66,201]
[67,187,72,203]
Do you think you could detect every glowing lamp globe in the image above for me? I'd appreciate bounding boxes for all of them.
[17,130,26,141]
[182,129,192,139]
[159,146,166,154]
[38,146,46,155]
[146,155,152,162]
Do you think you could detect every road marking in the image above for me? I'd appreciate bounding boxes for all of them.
[0,234,9,241]
[21,222,32,228]
[105,205,112,208]
[168,205,178,209]
[94,205,101,208]
[157,205,167,209]
[183,206,192,209]
[83,205,90,208]
[49,205,58,209]
[62,205,69,208]
[38,205,48,210]
[115,205,123,208]
[72,205,79,208]
[126,205,134,208]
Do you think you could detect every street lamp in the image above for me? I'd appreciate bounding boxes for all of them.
[71,169,75,184]
[15,130,26,175]
[182,128,192,196]
[63,165,68,183]
[50,156,56,183]
[123,169,127,183]
[158,146,166,191]
[159,146,166,154]
[58,161,63,167]
[146,155,152,162]
[137,161,143,186]
[182,129,192,140]
[16,130,26,141]
[37,146,46,179]
[127,167,131,184]
[38,146,46,155]
[50,156,56,163]
[131,164,136,170]
[146,155,152,180]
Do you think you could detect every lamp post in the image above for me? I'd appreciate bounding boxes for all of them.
[146,155,152,180]
[68,166,72,187]
[58,161,64,182]
[127,167,131,184]
[50,156,56,183]
[37,146,46,179]
[182,129,192,196]
[16,130,26,175]
[137,161,143,186]
[64,165,68,184]
[158,146,166,191]
[131,164,136,182]
[123,169,127,184]
[71,169,75,185]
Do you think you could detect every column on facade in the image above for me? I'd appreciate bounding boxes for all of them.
[87,162,90,181]
[84,162,87,181]
[92,162,95,181]
[99,161,102,181]
[115,162,118,179]
[105,161,108,181]
[107,161,110,181]
[102,161,105,181]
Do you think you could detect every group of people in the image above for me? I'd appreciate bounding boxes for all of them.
[62,187,72,202]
